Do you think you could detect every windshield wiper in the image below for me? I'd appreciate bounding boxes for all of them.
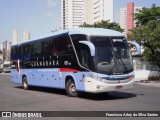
[108,47,128,74]
[115,52,128,73]
[118,57,128,72]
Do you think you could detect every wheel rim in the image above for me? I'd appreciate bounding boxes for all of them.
[69,83,76,93]
[23,81,27,88]
[23,77,28,89]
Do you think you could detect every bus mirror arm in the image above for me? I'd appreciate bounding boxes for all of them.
[79,41,95,57]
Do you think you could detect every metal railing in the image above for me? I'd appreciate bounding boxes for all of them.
[134,61,159,71]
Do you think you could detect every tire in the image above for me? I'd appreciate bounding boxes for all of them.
[66,79,77,97]
[22,76,29,90]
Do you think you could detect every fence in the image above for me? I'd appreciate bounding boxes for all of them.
[134,61,159,71]
[133,61,160,81]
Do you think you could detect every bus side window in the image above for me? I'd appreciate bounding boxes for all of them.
[41,38,57,57]
[56,34,71,56]
[79,44,91,69]
[70,34,91,69]
[32,41,41,58]
[22,44,31,59]
[50,38,56,56]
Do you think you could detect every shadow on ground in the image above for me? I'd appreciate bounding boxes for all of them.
[15,86,137,101]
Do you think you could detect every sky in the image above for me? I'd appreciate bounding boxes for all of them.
[0,0,160,43]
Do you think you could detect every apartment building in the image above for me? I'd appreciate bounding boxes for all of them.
[120,3,142,36]
[61,0,114,29]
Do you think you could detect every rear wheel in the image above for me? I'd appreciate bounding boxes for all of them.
[22,76,29,90]
[66,79,77,97]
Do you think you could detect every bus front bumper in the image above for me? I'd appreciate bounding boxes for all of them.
[83,77,135,93]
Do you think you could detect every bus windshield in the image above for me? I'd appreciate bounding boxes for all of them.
[90,36,133,75]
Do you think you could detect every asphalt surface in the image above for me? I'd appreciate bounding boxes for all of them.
[0,73,160,120]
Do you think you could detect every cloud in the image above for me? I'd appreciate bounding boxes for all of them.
[47,0,56,7]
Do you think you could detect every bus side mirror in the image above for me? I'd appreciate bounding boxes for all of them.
[79,41,95,57]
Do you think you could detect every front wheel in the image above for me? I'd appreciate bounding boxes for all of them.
[22,76,29,90]
[66,79,77,97]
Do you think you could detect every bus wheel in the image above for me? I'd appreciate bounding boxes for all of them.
[66,79,77,97]
[22,76,29,90]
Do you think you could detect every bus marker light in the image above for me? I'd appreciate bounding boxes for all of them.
[128,75,134,80]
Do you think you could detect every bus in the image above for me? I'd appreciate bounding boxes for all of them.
[11,28,135,97]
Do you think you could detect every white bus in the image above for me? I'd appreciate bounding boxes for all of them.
[11,28,135,97]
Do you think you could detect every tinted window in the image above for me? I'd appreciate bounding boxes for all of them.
[71,34,92,69]
[41,37,56,56]
[70,34,88,54]
[56,34,73,56]
[32,41,41,57]
[112,37,128,47]
[22,44,31,54]
[90,37,112,47]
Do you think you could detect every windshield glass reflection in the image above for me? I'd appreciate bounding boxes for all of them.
[90,36,133,74]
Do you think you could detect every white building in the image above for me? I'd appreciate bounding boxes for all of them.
[93,0,114,23]
[0,43,2,51]
[61,0,114,29]
[120,7,142,36]
[24,32,30,42]
[120,8,127,36]
[13,28,20,45]
[0,41,11,61]
[61,0,85,29]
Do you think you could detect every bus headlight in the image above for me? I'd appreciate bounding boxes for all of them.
[90,75,100,81]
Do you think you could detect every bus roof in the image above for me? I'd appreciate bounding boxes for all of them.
[12,28,123,46]
[39,28,124,39]
[68,27,123,36]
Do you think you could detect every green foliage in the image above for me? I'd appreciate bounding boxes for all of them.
[128,4,160,69]
[134,4,160,26]
[128,20,160,68]
[80,20,124,32]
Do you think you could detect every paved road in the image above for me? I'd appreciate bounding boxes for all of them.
[0,73,160,120]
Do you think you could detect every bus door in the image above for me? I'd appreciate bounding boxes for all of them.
[78,44,91,91]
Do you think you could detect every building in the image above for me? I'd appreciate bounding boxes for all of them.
[0,41,11,61]
[120,7,127,36]
[127,2,134,34]
[93,0,114,23]
[24,32,30,42]
[13,28,20,45]
[0,43,2,51]
[61,0,85,29]
[120,3,142,36]
[61,0,114,29]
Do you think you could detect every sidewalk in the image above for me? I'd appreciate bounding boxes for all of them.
[134,70,150,82]
[135,80,160,88]
[136,81,160,88]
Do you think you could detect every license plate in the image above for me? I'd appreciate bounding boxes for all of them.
[115,85,123,89]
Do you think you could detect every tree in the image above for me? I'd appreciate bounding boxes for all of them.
[80,20,124,32]
[134,4,160,26]
[128,20,160,68]
[128,5,160,69]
